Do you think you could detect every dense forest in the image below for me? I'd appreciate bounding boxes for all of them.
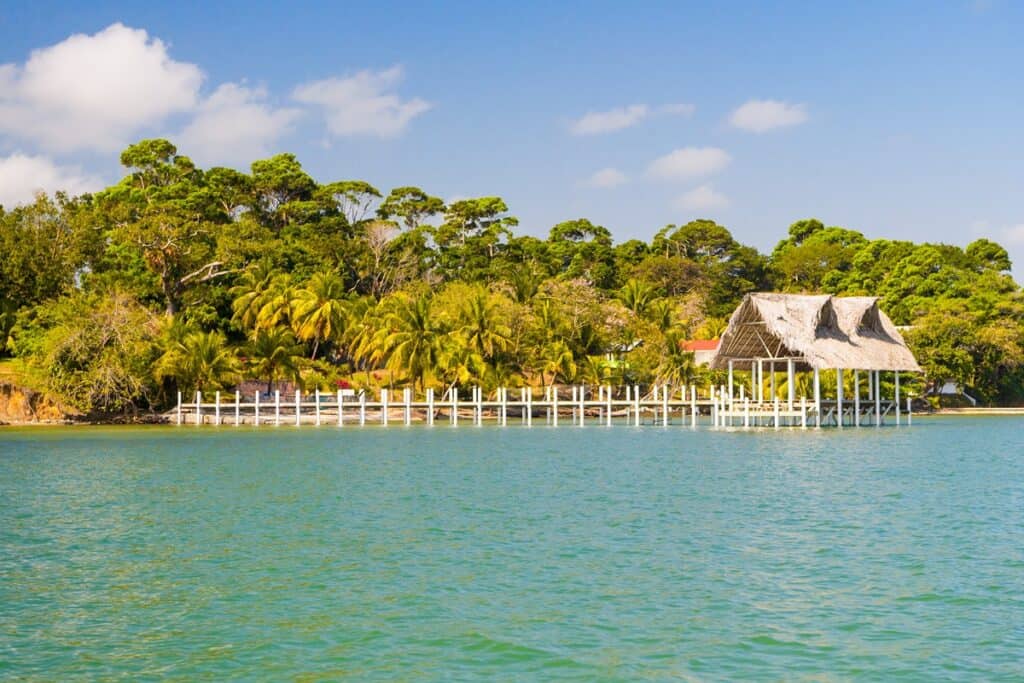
[1,139,1022,416]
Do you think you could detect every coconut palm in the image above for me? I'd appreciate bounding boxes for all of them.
[155,330,241,393]
[247,327,303,393]
[292,271,348,359]
[378,293,447,392]
[540,339,576,387]
[618,278,657,316]
[457,286,512,361]
[653,331,697,386]
[230,262,279,332]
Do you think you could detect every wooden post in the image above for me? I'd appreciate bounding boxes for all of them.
[578,385,585,427]
[404,388,412,426]
[526,387,532,427]
[874,371,881,427]
[743,396,750,428]
[500,387,507,426]
[295,390,301,427]
[710,386,717,428]
[254,391,260,427]
[359,390,366,426]
[551,385,559,427]
[770,361,776,405]
[633,385,641,426]
[690,385,697,428]
[337,389,344,427]
[907,395,913,425]
[274,390,280,426]
[895,372,901,426]
[728,361,734,402]
[427,388,434,426]
[215,391,221,425]
[606,385,613,427]
[800,396,807,429]
[474,386,482,426]
[235,390,240,426]
[662,384,669,426]
[787,358,795,410]
[381,388,388,426]
[854,370,861,427]
[773,395,780,430]
[315,389,321,426]
[813,368,821,429]
[452,387,458,426]
[176,391,182,425]
[195,391,202,426]
[836,369,844,428]
[520,387,527,426]
[756,359,763,404]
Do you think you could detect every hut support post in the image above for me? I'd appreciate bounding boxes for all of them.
[874,371,881,427]
[770,361,776,404]
[813,368,821,429]
[787,358,795,412]
[854,370,860,427]
[895,372,901,426]
[728,361,734,401]
[756,359,763,404]
[801,396,807,429]
[836,369,844,428]
[907,395,912,425]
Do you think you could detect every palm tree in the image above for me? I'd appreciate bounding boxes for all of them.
[457,286,512,362]
[247,327,303,393]
[155,330,241,393]
[291,271,348,360]
[230,262,279,332]
[654,331,698,386]
[618,278,656,316]
[379,293,446,392]
[540,339,576,387]
[438,336,486,395]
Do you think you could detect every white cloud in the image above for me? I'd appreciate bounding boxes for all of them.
[0,153,102,207]
[179,83,301,167]
[0,23,202,152]
[570,105,648,135]
[729,99,808,133]
[581,167,628,188]
[292,65,431,138]
[646,147,731,181]
[672,184,729,211]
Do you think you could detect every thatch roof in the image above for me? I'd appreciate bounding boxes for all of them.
[710,293,922,372]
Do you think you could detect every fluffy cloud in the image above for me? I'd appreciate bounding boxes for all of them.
[570,105,649,135]
[179,83,301,167]
[0,153,102,207]
[729,99,807,133]
[292,66,431,138]
[646,147,731,181]
[0,23,202,152]
[581,167,628,188]
[672,184,728,211]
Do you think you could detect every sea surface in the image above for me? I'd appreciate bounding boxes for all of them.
[1,418,1022,681]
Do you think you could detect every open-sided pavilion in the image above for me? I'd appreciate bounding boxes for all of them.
[711,293,922,427]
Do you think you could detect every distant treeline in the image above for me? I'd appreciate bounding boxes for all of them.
[1,139,1021,414]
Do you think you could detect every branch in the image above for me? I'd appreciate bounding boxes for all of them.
[178,261,236,286]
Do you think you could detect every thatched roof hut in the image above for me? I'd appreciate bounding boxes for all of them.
[711,293,921,372]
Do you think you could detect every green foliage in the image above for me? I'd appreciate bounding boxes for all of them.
[2,138,1023,413]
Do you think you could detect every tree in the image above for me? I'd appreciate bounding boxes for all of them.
[377,186,445,230]
[291,271,349,359]
[247,327,303,393]
[378,293,447,392]
[155,329,241,393]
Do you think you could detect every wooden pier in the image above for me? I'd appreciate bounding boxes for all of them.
[174,384,912,429]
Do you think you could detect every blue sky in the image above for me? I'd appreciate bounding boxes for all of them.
[1,1,1022,271]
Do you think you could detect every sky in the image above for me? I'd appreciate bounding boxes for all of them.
[0,1,1022,271]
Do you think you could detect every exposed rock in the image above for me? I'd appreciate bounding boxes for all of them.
[0,383,72,424]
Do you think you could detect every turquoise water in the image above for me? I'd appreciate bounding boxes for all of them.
[1,419,1022,681]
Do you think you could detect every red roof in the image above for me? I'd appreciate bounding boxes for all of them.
[683,339,720,351]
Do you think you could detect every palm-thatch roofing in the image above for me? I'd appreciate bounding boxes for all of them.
[710,293,921,372]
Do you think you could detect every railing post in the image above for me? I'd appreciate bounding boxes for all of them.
[315,389,321,426]
[295,389,301,427]
[234,390,240,426]
[337,389,344,427]
[662,384,669,427]
[452,387,458,426]
[874,371,881,427]
[427,388,434,426]
[606,385,613,427]
[800,396,807,429]
[552,385,559,427]
[500,387,507,426]
[176,391,182,425]
[404,388,412,426]
[381,388,389,426]
[274,390,280,426]
[195,391,202,426]
[359,390,366,426]
[895,371,901,427]
[578,385,585,428]
[215,391,221,425]
[690,385,697,428]
[526,387,533,427]
[254,391,260,427]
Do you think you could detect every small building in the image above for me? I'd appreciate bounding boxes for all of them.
[683,339,719,366]
[710,293,921,427]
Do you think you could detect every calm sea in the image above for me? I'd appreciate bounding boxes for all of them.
[1,418,1022,681]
